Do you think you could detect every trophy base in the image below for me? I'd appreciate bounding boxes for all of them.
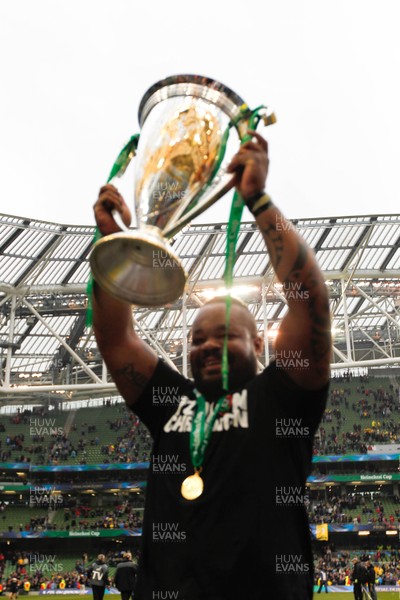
[89,228,187,307]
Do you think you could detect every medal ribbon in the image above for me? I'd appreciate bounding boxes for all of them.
[190,389,227,469]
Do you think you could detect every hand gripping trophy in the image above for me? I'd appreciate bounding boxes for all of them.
[89,74,276,307]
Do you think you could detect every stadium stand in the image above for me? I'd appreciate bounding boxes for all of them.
[0,405,152,465]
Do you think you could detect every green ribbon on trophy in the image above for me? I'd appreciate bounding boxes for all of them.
[221,104,270,391]
[85,135,140,327]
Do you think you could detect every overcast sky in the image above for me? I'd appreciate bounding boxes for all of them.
[1,0,399,227]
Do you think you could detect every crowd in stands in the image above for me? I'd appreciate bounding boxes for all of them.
[1,376,399,460]
[314,545,400,586]
[99,414,151,463]
[308,493,400,525]
[0,497,144,533]
[313,379,400,455]
[6,491,400,532]
[62,501,143,530]
[0,405,153,465]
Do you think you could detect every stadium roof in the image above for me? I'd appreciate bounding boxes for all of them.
[0,212,399,402]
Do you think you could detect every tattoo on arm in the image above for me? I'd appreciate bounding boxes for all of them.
[115,363,149,389]
[306,281,331,376]
[261,223,284,269]
[284,241,331,376]
[283,242,308,291]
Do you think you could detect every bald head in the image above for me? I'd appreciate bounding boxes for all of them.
[199,296,258,338]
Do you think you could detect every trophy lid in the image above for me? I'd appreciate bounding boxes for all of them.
[138,74,246,128]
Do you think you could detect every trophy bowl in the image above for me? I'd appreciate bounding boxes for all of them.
[90,74,248,307]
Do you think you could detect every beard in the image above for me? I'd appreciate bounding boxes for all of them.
[191,349,258,397]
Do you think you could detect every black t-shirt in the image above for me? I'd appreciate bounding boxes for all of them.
[133,359,328,600]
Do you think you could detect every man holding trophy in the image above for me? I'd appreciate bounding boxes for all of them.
[91,75,331,599]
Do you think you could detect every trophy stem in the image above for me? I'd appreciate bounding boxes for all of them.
[90,227,187,306]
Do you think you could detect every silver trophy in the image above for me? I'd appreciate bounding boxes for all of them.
[89,74,275,306]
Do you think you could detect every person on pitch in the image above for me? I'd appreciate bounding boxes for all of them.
[351,557,366,600]
[7,575,19,600]
[365,559,378,600]
[87,554,110,600]
[114,552,137,600]
[316,564,329,593]
[92,130,331,600]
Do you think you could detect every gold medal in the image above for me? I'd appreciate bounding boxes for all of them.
[181,471,204,500]
[184,389,226,501]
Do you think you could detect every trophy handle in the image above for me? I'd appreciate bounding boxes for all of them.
[162,173,237,239]
[110,209,130,233]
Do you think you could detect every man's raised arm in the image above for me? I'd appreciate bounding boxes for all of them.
[228,131,331,390]
[92,185,158,406]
